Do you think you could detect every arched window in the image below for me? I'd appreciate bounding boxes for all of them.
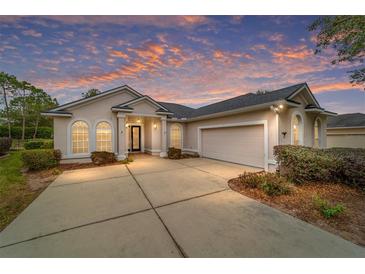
[170,124,182,149]
[72,121,89,154]
[292,114,303,145]
[96,121,112,152]
[314,118,321,148]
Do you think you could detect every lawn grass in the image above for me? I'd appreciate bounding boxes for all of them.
[0,151,54,231]
[0,151,25,195]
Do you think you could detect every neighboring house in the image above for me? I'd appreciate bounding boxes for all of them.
[42,82,335,171]
[327,113,365,148]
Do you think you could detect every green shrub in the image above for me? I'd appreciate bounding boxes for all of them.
[168,147,182,159]
[0,126,53,139]
[238,172,292,196]
[313,195,345,218]
[21,149,61,170]
[24,140,44,150]
[0,137,12,156]
[260,181,291,196]
[274,145,336,184]
[91,151,116,165]
[274,145,365,188]
[238,172,264,188]
[325,148,365,189]
[24,139,54,150]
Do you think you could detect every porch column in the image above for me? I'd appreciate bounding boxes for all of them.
[160,116,167,157]
[117,112,127,160]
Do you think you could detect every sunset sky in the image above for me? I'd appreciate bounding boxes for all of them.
[0,15,364,113]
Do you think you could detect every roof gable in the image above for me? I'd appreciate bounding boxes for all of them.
[51,85,142,111]
[115,96,170,112]
[286,83,321,108]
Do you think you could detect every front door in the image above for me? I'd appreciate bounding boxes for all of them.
[131,125,141,151]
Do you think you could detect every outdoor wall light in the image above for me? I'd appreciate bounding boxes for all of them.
[153,123,157,129]
[281,131,287,138]
[137,119,141,123]
[125,123,129,128]
[279,104,284,109]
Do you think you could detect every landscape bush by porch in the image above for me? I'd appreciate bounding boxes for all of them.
[0,137,12,156]
[274,145,365,188]
[21,149,61,170]
[168,147,182,159]
[91,151,116,165]
[24,139,54,150]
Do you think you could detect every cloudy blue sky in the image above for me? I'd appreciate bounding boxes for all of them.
[0,15,364,113]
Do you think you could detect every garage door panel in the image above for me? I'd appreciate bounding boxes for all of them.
[201,125,265,168]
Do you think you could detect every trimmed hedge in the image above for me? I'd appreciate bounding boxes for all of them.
[274,145,365,189]
[91,151,116,165]
[21,149,61,170]
[24,140,54,150]
[0,126,53,139]
[0,137,12,156]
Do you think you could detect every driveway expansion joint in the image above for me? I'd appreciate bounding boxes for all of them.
[0,207,153,249]
[126,165,188,258]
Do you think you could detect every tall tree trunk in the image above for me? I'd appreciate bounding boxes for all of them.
[22,116,26,140]
[33,116,39,139]
[21,89,26,140]
[1,86,11,138]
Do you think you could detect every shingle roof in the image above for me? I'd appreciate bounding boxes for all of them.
[327,113,365,128]
[160,83,307,119]
[158,102,195,119]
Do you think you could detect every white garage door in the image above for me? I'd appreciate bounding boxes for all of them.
[201,125,265,168]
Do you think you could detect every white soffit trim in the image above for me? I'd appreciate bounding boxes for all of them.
[187,101,280,122]
[197,120,269,171]
[41,112,72,117]
[327,126,365,130]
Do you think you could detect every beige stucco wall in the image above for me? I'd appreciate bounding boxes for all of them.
[143,117,162,155]
[53,91,137,158]
[327,128,365,148]
[183,109,278,161]
[131,101,160,114]
[278,94,327,148]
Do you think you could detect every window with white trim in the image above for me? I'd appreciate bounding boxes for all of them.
[72,121,89,154]
[96,121,112,152]
[292,114,303,145]
[170,124,182,149]
[314,119,321,148]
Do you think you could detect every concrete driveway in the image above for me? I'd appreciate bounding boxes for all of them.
[0,155,364,257]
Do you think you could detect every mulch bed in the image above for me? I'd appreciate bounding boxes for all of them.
[59,161,119,171]
[228,177,365,246]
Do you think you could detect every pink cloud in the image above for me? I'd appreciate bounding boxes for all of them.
[311,82,361,93]
[110,50,129,59]
[22,29,42,37]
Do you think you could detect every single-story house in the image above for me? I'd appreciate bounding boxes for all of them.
[42,82,336,171]
[327,113,365,148]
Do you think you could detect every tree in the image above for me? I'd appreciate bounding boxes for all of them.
[82,88,101,98]
[11,81,33,140]
[0,72,18,138]
[27,88,58,139]
[308,16,365,88]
